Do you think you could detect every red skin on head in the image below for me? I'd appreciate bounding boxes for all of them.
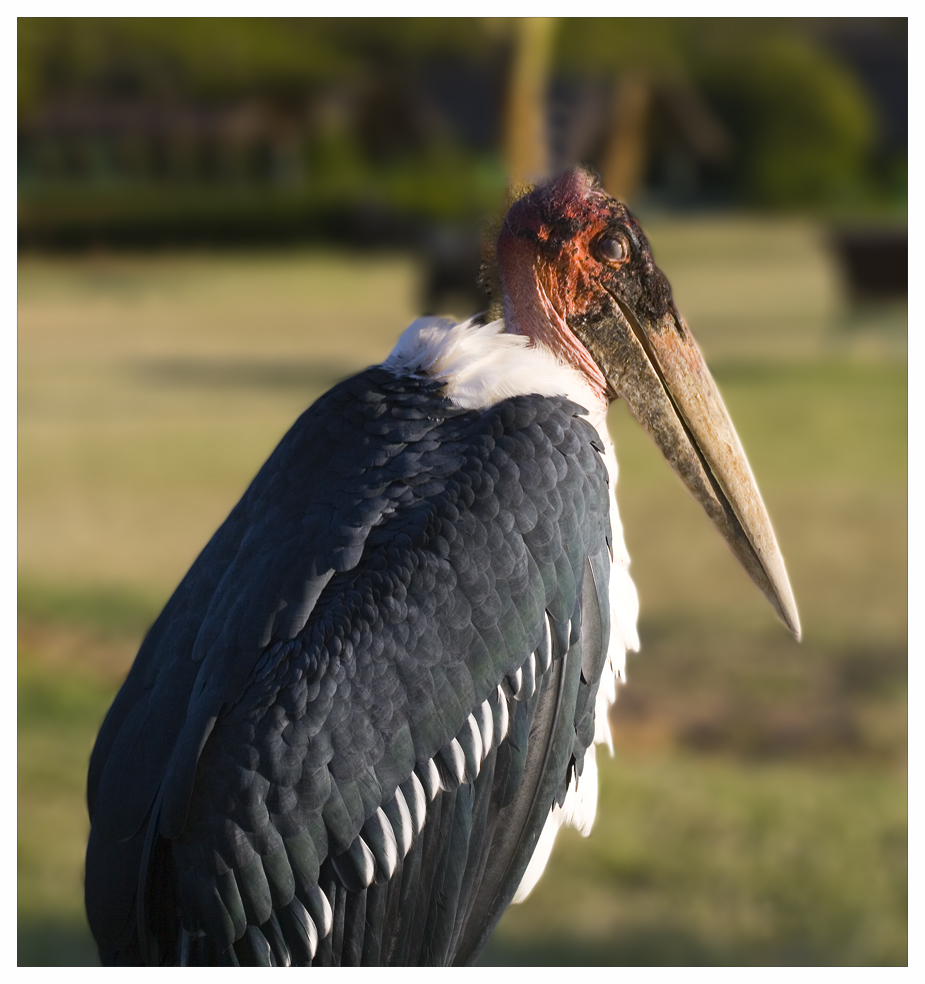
[496,170,626,408]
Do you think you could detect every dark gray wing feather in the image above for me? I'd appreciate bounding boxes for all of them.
[85,366,613,966]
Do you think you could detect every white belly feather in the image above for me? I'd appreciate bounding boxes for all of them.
[385,316,640,902]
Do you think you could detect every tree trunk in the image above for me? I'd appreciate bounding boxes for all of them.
[503,18,556,191]
[601,73,651,205]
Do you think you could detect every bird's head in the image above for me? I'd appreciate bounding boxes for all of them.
[496,167,800,639]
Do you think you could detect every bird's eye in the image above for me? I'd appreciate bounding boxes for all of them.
[595,235,628,265]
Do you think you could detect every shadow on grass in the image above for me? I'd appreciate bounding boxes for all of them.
[18,917,99,967]
[479,926,858,967]
[479,929,717,967]
[18,580,162,639]
[132,356,355,393]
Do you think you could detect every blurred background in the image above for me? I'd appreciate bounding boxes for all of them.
[18,17,907,966]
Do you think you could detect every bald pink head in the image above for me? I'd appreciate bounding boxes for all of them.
[495,168,673,404]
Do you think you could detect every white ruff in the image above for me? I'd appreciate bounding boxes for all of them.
[384,315,640,903]
[383,316,597,412]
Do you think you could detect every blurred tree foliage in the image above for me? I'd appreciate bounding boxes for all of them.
[18,18,502,114]
[17,17,905,246]
[557,18,897,209]
[18,18,512,241]
[691,23,876,208]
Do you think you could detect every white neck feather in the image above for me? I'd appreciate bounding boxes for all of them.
[384,316,607,417]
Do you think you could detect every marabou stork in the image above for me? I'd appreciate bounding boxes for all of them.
[85,167,799,966]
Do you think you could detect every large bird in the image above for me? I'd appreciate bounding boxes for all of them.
[85,167,799,966]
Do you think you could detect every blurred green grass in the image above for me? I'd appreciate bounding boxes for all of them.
[18,219,906,965]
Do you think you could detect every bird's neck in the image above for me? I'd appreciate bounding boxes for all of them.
[500,252,610,417]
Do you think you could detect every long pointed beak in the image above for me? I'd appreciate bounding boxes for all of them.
[586,298,800,639]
